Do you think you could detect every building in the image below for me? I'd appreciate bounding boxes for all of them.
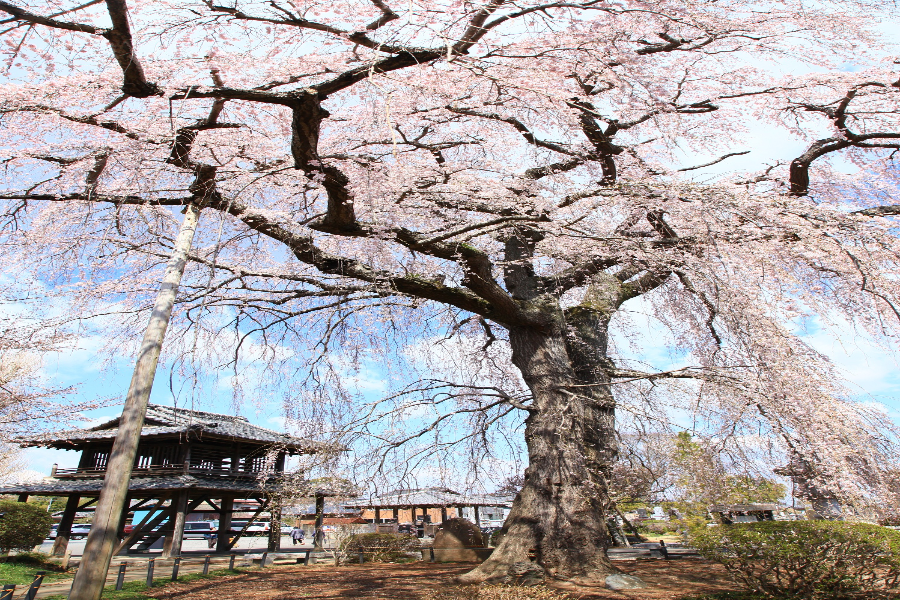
[343,487,514,536]
[0,404,337,556]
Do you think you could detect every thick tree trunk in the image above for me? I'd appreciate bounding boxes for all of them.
[459,322,619,585]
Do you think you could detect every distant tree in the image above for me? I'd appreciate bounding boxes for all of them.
[0,500,52,555]
[0,326,102,447]
[495,474,525,497]
[669,432,786,512]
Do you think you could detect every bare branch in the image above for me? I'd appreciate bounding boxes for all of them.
[677,150,750,172]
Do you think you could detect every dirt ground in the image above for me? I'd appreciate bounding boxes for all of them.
[143,560,742,600]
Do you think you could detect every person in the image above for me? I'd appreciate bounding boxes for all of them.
[290,526,304,545]
[206,532,217,549]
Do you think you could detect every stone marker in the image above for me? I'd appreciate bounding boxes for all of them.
[606,574,647,590]
[432,518,492,562]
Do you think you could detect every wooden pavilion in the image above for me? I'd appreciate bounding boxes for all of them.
[0,404,337,557]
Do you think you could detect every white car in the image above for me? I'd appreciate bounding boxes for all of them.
[70,524,92,539]
[246,522,268,535]
[183,521,217,539]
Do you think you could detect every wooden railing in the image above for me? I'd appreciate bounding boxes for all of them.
[52,464,268,479]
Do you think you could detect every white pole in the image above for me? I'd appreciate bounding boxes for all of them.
[68,204,201,600]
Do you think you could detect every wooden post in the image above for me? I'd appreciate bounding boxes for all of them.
[51,495,81,556]
[17,493,27,503]
[115,564,126,591]
[68,204,201,600]
[267,500,282,552]
[216,496,234,553]
[374,508,381,524]
[23,570,45,600]
[313,495,325,551]
[440,507,447,523]
[146,558,155,588]
[410,506,416,523]
[392,508,399,521]
[474,506,481,528]
[162,491,189,558]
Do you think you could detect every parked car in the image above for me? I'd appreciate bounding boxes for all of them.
[70,524,91,539]
[48,524,59,539]
[225,520,269,535]
[229,519,248,533]
[246,521,268,535]
[183,521,217,539]
[280,524,293,535]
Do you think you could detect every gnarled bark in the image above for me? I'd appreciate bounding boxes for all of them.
[459,310,619,584]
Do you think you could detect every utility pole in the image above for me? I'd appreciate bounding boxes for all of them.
[68,204,201,600]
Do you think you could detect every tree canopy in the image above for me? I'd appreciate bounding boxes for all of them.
[0,0,898,584]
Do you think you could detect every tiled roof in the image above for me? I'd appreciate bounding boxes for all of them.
[17,404,331,453]
[343,487,513,508]
[0,475,352,497]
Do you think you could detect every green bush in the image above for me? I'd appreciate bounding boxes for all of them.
[0,501,52,554]
[4,551,65,570]
[689,521,900,599]
[340,532,420,562]
[639,520,679,535]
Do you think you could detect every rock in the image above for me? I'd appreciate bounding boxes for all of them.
[605,574,647,590]
[432,518,490,562]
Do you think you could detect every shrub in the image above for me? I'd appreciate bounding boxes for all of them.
[639,520,678,535]
[0,501,53,554]
[4,551,65,571]
[689,521,900,599]
[879,515,900,527]
[340,532,420,562]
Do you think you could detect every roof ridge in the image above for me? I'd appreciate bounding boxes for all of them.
[146,404,250,423]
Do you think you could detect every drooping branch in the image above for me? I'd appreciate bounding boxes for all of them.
[675,271,722,346]
[447,106,579,156]
[677,150,750,172]
[0,0,159,97]
[0,105,147,140]
[854,205,900,217]
[788,81,900,196]
[0,0,98,33]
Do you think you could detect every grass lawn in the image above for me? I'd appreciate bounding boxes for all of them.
[0,559,71,586]
[41,568,246,600]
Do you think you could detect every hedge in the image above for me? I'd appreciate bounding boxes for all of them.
[0,501,53,554]
[689,521,900,599]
